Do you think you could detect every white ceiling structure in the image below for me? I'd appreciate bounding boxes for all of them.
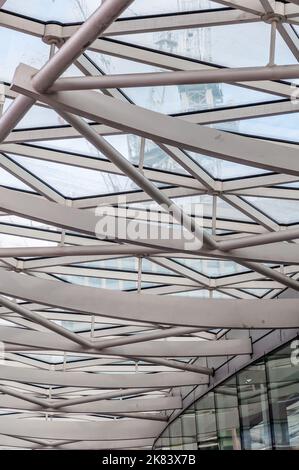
[0,0,298,450]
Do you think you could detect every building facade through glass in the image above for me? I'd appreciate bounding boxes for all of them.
[154,341,299,450]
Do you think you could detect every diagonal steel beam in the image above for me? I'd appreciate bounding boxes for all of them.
[0,395,182,414]
[0,0,134,141]
[14,65,299,177]
[89,38,294,97]
[0,295,91,348]
[57,110,215,250]
[51,388,169,409]
[12,65,299,289]
[0,152,65,203]
[61,9,260,37]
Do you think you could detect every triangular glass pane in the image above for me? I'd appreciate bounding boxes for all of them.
[9,154,139,197]
[242,196,299,224]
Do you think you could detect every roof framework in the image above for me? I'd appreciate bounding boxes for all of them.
[0,0,298,449]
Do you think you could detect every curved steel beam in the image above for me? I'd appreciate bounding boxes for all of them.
[0,365,209,388]
[0,327,252,357]
[0,270,298,328]
[0,416,165,441]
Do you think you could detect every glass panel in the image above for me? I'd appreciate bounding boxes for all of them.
[3,0,100,22]
[0,166,34,191]
[56,274,137,291]
[88,50,281,116]
[196,392,218,450]
[153,341,298,452]
[2,0,221,22]
[188,151,269,179]
[87,51,166,75]
[172,195,254,222]
[172,290,233,298]
[216,113,299,144]
[174,258,249,277]
[106,135,187,174]
[169,416,184,449]
[121,0,221,18]
[10,154,138,197]
[37,138,107,158]
[242,196,299,224]
[74,257,174,274]
[122,82,277,115]
[3,99,64,129]
[240,288,271,298]
[0,233,56,248]
[0,27,48,82]
[157,427,171,450]
[238,361,272,450]
[181,405,197,450]
[116,22,296,67]
[214,376,241,450]
[266,343,299,450]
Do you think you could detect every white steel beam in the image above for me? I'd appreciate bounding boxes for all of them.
[62,9,260,37]
[13,64,299,176]
[0,365,209,388]
[0,326,252,357]
[0,0,134,141]
[0,395,182,414]
[0,269,297,328]
[0,416,165,441]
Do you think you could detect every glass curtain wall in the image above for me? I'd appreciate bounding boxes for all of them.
[154,341,299,450]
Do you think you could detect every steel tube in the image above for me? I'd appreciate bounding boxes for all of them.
[218,227,299,251]
[56,110,217,250]
[138,356,213,376]
[0,0,134,142]
[49,64,299,91]
[0,385,48,408]
[240,260,299,291]
[0,244,161,258]
[94,326,204,349]
[32,0,134,93]
[0,295,91,348]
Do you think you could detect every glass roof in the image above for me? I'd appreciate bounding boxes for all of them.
[3,0,221,22]
[0,0,298,451]
[114,22,297,67]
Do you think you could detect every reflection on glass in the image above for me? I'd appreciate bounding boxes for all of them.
[267,343,299,450]
[169,416,184,449]
[181,406,197,450]
[215,377,241,450]
[154,340,299,451]
[3,0,221,22]
[117,23,296,68]
[196,392,218,450]
[238,362,272,450]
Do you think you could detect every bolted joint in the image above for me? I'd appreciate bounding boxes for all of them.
[42,24,64,46]
[261,13,284,24]
[207,190,222,197]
